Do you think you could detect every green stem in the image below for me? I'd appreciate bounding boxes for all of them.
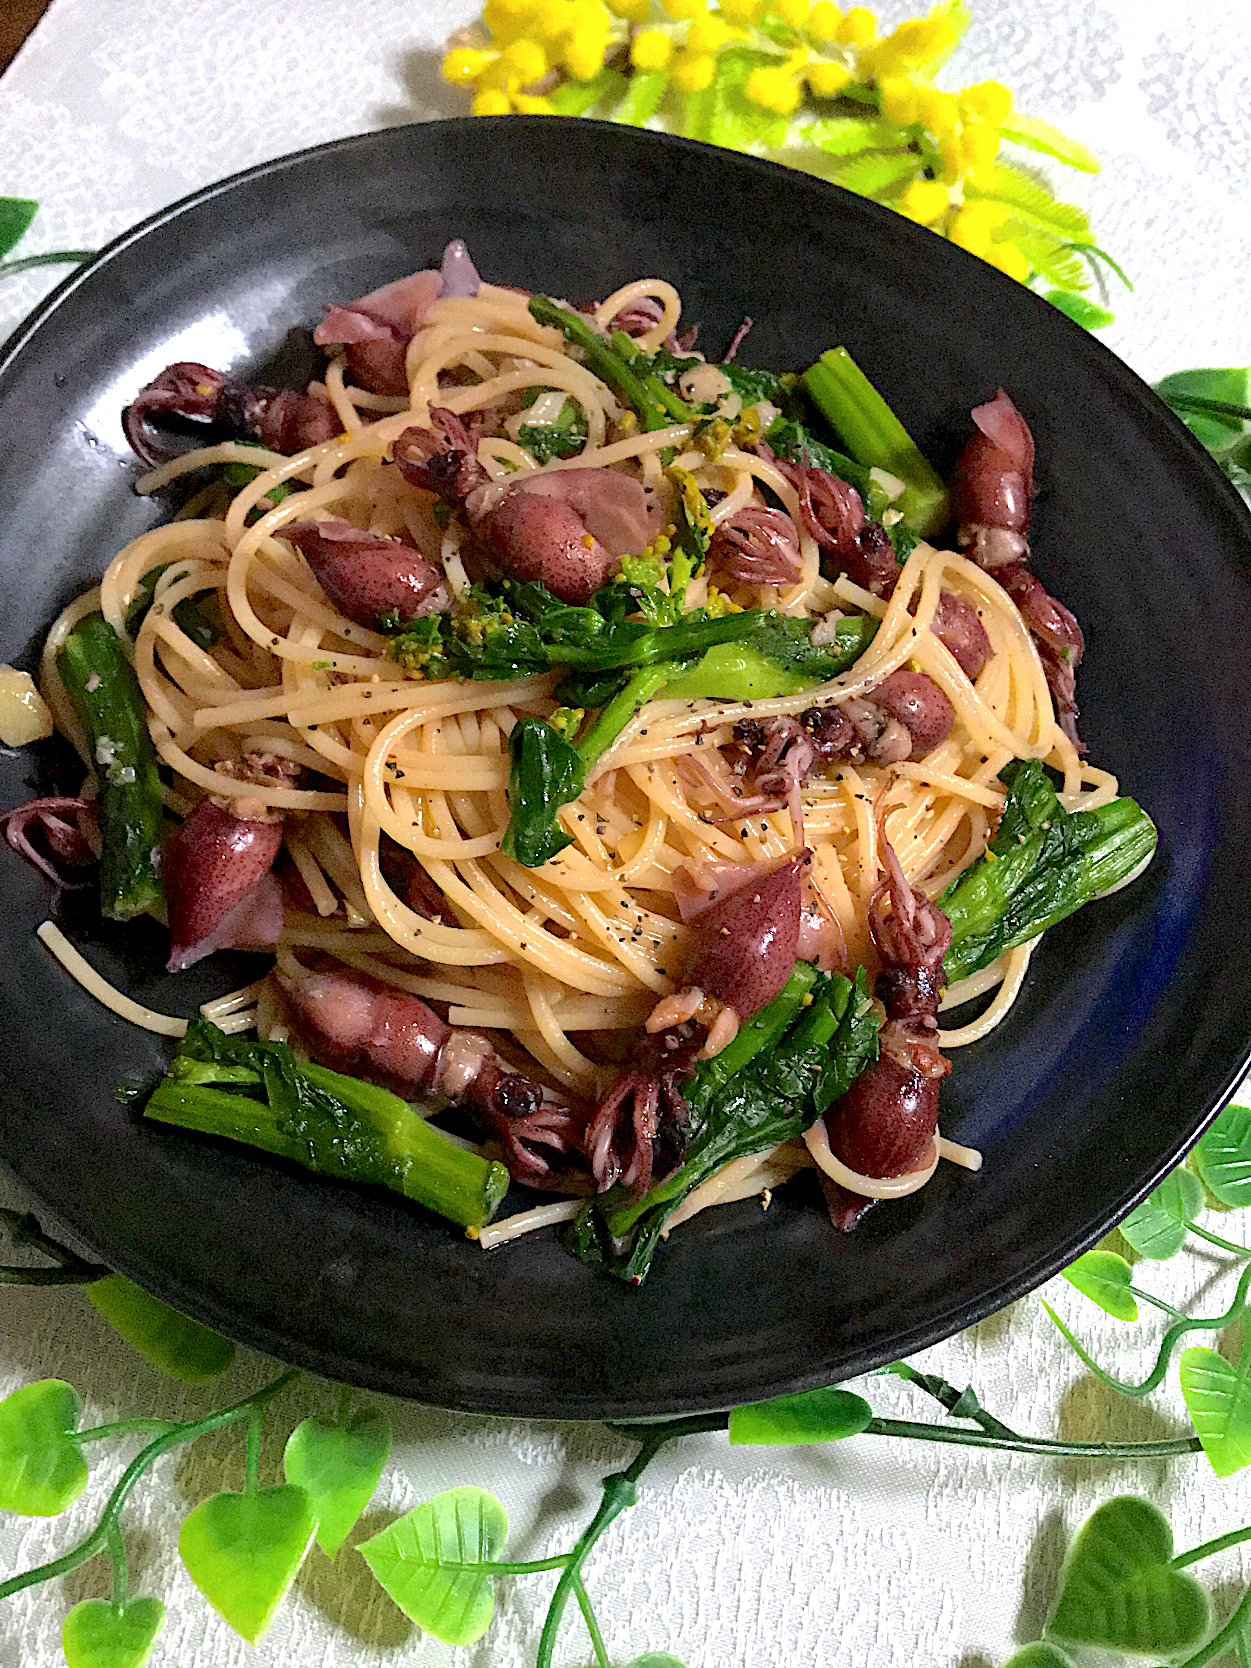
[73,1419,175,1445]
[1130,1286,1188,1320]
[1185,1221,1251,1258]
[0,1369,298,1602]
[0,1209,108,1274]
[577,662,673,765]
[106,1522,127,1617]
[862,1418,1201,1459]
[573,1572,611,1668]
[535,1415,728,1668]
[1041,1262,1251,1397]
[1159,393,1251,424]
[529,296,674,432]
[0,250,95,274]
[1171,1584,1251,1668]
[886,1362,1021,1440]
[1173,1525,1251,1570]
[0,1265,110,1286]
[245,1409,262,1496]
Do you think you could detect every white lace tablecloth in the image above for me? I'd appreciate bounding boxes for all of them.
[2,3,1250,1664]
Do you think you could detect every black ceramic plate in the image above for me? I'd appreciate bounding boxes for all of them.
[1,118,1249,1418]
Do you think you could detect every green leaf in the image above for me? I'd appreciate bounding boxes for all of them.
[1000,218,1088,290]
[179,1485,315,1642]
[1002,1645,1078,1668]
[679,49,791,151]
[1046,289,1114,330]
[0,1379,88,1516]
[963,162,1091,241]
[1047,1497,1210,1655]
[828,150,919,197]
[628,1657,689,1668]
[803,115,908,156]
[86,1276,235,1382]
[1195,1103,1251,1206]
[1119,1169,1204,1259]
[283,1409,391,1558]
[0,198,37,259]
[998,115,1100,173]
[548,66,628,118]
[1060,1250,1138,1320]
[729,1385,873,1445]
[610,68,669,127]
[62,1598,165,1668]
[358,1485,508,1646]
[1179,1346,1251,1477]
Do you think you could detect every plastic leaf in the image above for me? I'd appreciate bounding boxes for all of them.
[1001,1646,1078,1668]
[1194,1102,1251,1204]
[358,1486,508,1646]
[179,1485,315,1642]
[1119,1169,1204,1260]
[964,162,1091,241]
[0,1379,88,1516]
[828,151,919,198]
[628,1657,689,1668]
[1179,1346,1251,1477]
[729,1385,873,1445]
[611,69,669,129]
[1060,1250,1137,1320]
[283,1409,391,1558]
[804,116,907,156]
[1047,1497,1209,1655]
[1046,290,1114,330]
[86,1276,234,1382]
[62,1598,165,1668]
[0,198,37,259]
[998,115,1100,174]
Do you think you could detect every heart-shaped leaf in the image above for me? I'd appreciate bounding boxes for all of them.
[1119,1169,1204,1260]
[62,1597,165,1668]
[1047,1497,1209,1655]
[1195,1103,1251,1207]
[1002,1645,1077,1668]
[1180,1346,1251,1477]
[179,1485,314,1641]
[729,1386,873,1446]
[628,1656,689,1668]
[358,1485,507,1645]
[1061,1250,1137,1321]
[87,1276,234,1382]
[0,198,37,260]
[283,1409,391,1558]
[0,1379,88,1516]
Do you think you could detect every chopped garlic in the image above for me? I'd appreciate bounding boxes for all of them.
[868,466,906,502]
[0,667,53,747]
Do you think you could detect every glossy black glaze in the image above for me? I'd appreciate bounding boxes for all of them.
[1,119,1249,1417]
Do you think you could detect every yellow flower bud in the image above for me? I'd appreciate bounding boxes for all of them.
[607,0,651,14]
[744,64,803,113]
[501,38,548,83]
[776,0,811,26]
[897,178,949,224]
[835,5,874,45]
[630,27,674,68]
[959,123,999,171]
[949,203,997,257]
[564,22,610,79]
[917,86,959,136]
[806,59,851,96]
[663,0,704,16]
[985,241,1029,283]
[672,50,717,90]
[472,88,514,115]
[442,48,495,86]
[513,92,557,112]
[484,0,535,39]
[686,12,730,49]
[960,79,1012,127]
[807,2,842,40]
[878,75,920,126]
[938,135,962,183]
[719,0,763,22]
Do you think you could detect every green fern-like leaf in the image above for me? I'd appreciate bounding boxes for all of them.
[610,69,669,128]
[1000,215,1089,289]
[964,161,1091,242]
[828,149,919,197]
[998,114,1099,174]
[679,48,792,150]
[804,116,909,156]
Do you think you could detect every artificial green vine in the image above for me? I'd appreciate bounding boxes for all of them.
[0,199,93,279]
